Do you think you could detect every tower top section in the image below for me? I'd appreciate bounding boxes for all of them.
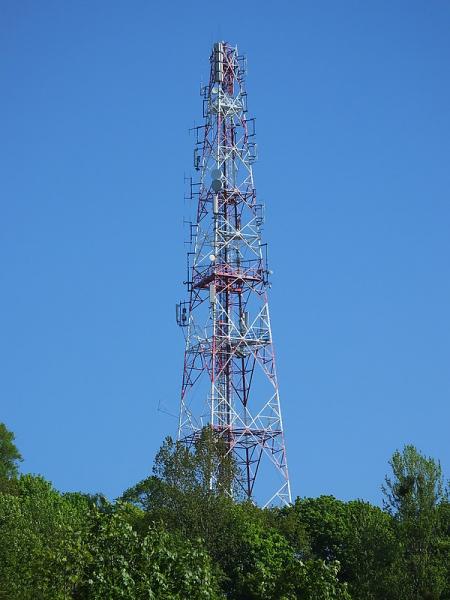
[208,41,247,97]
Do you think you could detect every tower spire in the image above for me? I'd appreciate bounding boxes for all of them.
[176,42,291,506]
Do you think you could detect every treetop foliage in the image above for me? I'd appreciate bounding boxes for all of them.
[0,422,22,490]
[0,421,448,599]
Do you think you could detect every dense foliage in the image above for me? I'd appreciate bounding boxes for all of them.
[0,423,448,599]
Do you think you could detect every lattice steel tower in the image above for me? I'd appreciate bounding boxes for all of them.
[176,42,291,506]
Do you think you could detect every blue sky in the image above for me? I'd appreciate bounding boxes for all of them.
[1,1,449,504]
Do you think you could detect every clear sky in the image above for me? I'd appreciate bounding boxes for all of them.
[1,1,449,505]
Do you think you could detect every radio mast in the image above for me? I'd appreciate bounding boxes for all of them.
[176,42,291,506]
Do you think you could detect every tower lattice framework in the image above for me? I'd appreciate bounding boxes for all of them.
[177,42,291,507]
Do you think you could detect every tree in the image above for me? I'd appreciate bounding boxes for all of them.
[267,501,310,558]
[77,503,222,600]
[383,445,446,519]
[382,445,448,599]
[0,422,22,491]
[437,499,450,599]
[151,428,240,495]
[121,429,245,548]
[122,436,353,600]
[0,474,222,600]
[276,496,399,600]
[228,517,351,600]
[286,496,347,562]
[339,500,397,600]
[294,559,351,600]
[0,475,89,599]
[122,447,249,590]
[229,519,297,600]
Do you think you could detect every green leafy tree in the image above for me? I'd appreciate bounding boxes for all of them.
[437,499,450,599]
[151,428,240,495]
[0,422,22,492]
[0,475,221,600]
[277,496,398,600]
[383,445,446,518]
[294,559,351,600]
[123,464,249,588]
[382,445,448,600]
[229,520,297,600]
[121,428,245,555]
[123,435,352,600]
[287,496,347,562]
[78,504,222,599]
[0,475,89,599]
[340,500,397,600]
[3,425,447,600]
[227,518,351,600]
[266,501,310,558]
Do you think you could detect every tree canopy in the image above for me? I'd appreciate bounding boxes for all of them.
[0,422,448,599]
[0,422,22,492]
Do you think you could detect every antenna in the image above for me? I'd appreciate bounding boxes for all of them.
[176,42,291,507]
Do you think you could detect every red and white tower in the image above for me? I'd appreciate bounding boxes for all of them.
[177,42,291,506]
